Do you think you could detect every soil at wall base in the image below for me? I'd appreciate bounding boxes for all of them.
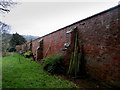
[55,74,115,88]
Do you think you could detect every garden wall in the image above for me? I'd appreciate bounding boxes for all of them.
[17,5,120,87]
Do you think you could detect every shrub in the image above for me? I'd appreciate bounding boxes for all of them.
[24,51,33,58]
[42,54,65,74]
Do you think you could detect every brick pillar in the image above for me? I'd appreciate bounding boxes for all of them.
[64,27,77,66]
[36,39,43,61]
[29,40,32,51]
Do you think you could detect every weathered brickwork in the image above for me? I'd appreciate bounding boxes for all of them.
[77,7,120,86]
[17,5,120,87]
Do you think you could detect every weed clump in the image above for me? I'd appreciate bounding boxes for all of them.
[24,51,33,58]
[42,54,65,74]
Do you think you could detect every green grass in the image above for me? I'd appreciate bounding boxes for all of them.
[2,53,78,88]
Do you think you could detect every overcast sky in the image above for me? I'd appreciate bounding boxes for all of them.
[2,0,119,36]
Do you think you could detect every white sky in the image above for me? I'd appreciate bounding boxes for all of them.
[1,0,119,36]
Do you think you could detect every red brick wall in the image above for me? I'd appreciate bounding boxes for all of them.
[31,38,40,56]
[43,28,68,57]
[77,7,120,86]
[31,27,72,58]
[18,5,120,87]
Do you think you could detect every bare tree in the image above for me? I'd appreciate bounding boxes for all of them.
[0,0,17,53]
[0,0,17,35]
[0,21,10,35]
[0,0,17,13]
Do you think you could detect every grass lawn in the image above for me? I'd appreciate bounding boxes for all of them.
[2,53,78,88]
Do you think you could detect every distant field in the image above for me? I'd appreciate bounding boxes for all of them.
[2,53,78,88]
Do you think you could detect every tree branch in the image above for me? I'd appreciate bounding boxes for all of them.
[0,7,10,12]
